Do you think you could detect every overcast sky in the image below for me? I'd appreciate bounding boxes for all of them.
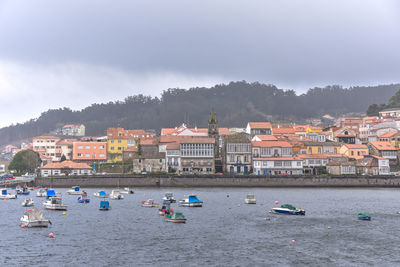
[0,0,399,127]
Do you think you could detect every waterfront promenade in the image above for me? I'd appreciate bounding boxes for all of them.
[34,174,400,188]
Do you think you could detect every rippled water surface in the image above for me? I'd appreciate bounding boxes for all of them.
[2,187,400,266]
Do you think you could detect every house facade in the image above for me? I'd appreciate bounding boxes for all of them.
[40,161,92,176]
[223,134,252,175]
[253,157,303,175]
[179,137,215,174]
[72,141,107,164]
[252,141,292,158]
[62,124,86,136]
[246,122,272,136]
[339,144,369,160]
[33,136,61,162]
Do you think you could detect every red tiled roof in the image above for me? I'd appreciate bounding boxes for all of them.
[33,136,60,140]
[253,135,278,141]
[166,143,180,150]
[180,137,215,144]
[107,128,154,139]
[379,131,399,138]
[343,144,368,149]
[370,141,398,151]
[255,157,300,161]
[63,124,83,128]
[272,128,295,135]
[41,161,91,169]
[248,122,272,129]
[296,154,345,159]
[251,141,292,148]
[140,138,158,146]
[57,139,77,145]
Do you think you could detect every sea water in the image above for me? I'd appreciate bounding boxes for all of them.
[1,187,400,266]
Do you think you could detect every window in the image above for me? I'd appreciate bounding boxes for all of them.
[77,153,83,157]
[283,161,291,167]
[118,140,122,143]
[274,161,282,167]
[111,147,114,151]
[100,145,104,149]
[118,147,122,151]
[111,140,114,144]
[85,153,90,157]
[85,145,90,149]
[99,153,105,157]
[297,161,301,166]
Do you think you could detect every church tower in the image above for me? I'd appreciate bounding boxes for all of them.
[208,110,218,138]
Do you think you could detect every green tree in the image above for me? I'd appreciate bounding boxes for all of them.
[387,89,400,108]
[60,154,67,162]
[366,103,386,116]
[8,149,41,174]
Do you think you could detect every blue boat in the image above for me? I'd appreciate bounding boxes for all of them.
[99,200,110,210]
[270,204,305,216]
[178,195,203,207]
[358,213,371,221]
[46,190,56,199]
[77,197,90,204]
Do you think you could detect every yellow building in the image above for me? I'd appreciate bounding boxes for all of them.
[339,144,369,160]
[300,141,341,155]
[107,128,155,162]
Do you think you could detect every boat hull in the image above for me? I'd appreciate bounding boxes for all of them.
[0,195,17,199]
[165,218,186,223]
[43,204,67,210]
[245,199,256,204]
[21,220,50,228]
[358,217,371,221]
[77,199,90,203]
[178,202,202,207]
[270,208,305,216]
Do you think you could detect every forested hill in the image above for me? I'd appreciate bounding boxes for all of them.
[0,81,399,145]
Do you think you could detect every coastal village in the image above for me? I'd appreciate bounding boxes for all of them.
[3,107,400,177]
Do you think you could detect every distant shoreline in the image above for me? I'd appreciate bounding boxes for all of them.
[33,175,400,188]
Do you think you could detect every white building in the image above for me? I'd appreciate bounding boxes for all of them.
[253,157,303,175]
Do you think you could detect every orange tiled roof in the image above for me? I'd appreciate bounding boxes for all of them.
[251,141,292,148]
[379,131,399,138]
[370,141,398,151]
[343,144,368,149]
[254,135,278,141]
[166,143,180,150]
[296,154,344,159]
[107,128,154,139]
[33,136,60,140]
[248,122,272,129]
[41,161,92,169]
[139,138,158,146]
[255,157,299,161]
[180,137,215,144]
[272,128,295,135]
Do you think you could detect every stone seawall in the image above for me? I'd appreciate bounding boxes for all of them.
[34,176,400,188]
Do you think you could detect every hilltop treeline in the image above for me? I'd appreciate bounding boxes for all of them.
[0,81,399,145]
[367,89,400,116]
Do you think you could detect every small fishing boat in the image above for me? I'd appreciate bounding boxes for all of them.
[22,198,34,207]
[43,197,67,210]
[67,186,82,195]
[110,189,124,200]
[178,195,203,207]
[94,190,109,198]
[163,192,176,203]
[270,204,305,216]
[36,188,47,197]
[77,190,90,203]
[0,189,17,199]
[120,187,134,194]
[158,200,172,215]
[20,209,51,227]
[99,199,111,211]
[141,199,157,207]
[16,186,30,195]
[165,212,186,223]
[358,213,371,221]
[245,194,256,204]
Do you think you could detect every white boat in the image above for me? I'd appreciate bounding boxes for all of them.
[20,209,51,227]
[270,204,305,216]
[110,189,124,200]
[141,199,157,207]
[120,187,134,194]
[43,197,67,210]
[66,186,82,195]
[162,192,176,203]
[0,189,17,199]
[245,194,256,204]
[94,190,109,198]
[36,188,47,197]
[22,198,34,207]
[178,195,203,207]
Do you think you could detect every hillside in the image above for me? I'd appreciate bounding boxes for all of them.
[0,81,399,146]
